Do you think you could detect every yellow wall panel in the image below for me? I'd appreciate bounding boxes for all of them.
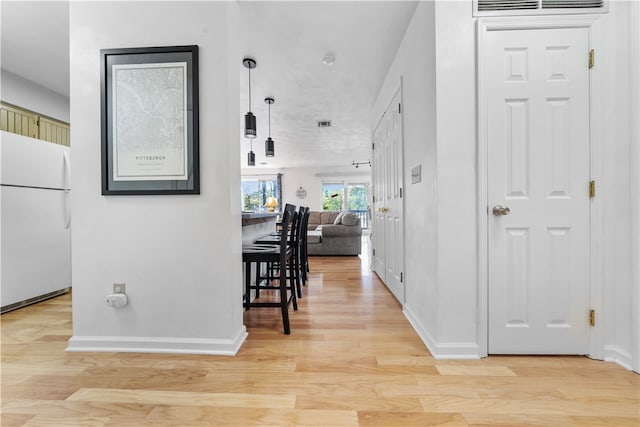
[0,102,70,146]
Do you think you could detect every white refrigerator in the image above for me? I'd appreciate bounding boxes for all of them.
[1,131,71,312]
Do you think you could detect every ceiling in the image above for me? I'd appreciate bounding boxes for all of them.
[1,1,70,97]
[237,2,417,169]
[0,1,417,170]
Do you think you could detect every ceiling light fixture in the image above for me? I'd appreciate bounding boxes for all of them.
[248,139,255,167]
[264,97,275,157]
[243,57,257,139]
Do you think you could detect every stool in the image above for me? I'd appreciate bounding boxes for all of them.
[242,204,297,334]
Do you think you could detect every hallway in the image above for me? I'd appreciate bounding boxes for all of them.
[1,254,638,426]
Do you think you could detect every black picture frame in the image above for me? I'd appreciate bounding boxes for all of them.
[101,45,199,195]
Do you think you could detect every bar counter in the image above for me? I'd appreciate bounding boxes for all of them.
[241,212,278,244]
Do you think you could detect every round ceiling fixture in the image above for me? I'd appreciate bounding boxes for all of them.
[322,54,335,66]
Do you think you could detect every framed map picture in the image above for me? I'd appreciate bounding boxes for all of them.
[101,45,199,195]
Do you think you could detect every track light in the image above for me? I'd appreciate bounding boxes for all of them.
[352,160,371,168]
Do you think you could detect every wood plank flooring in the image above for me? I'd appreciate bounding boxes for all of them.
[2,255,638,426]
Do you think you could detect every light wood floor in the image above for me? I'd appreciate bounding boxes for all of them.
[1,255,638,426]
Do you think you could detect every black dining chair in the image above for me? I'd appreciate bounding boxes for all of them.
[298,206,310,285]
[242,203,297,334]
[254,205,306,298]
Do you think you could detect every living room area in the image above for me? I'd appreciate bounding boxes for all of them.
[241,172,370,256]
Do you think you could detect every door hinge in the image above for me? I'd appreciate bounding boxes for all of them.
[589,309,595,327]
[589,180,596,198]
[589,49,595,69]
[400,272,403,283]
[372,142,375,151]
[372,249,376,256]
[399,187,403,198]
[398,103,402,114]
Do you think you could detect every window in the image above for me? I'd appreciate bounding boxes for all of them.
[322,181,370,229]
[347,183,369,229]
[241,174,281,212]
[322,182,344,210]
[346,184,368,211]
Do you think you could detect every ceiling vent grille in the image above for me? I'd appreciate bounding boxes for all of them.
[542,0,603,8]
[476,0,604,14]
[478,0,538,11]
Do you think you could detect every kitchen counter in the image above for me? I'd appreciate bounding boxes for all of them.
[241,212,278,243]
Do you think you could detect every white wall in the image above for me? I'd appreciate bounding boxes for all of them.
[67,2,246,355]
[630,0,640,375]
[600,0,638,371]
[432,1,479,356]
[376,1,639,368]
[373,1,440,351]
[0,69,70,122]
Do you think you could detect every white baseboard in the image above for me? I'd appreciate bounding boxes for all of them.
[403,305,481,360]
[603,345,634,372]
[66,327,248,356]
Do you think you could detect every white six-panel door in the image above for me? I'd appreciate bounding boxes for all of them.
[372,89,404,304]
[487,28,591,354]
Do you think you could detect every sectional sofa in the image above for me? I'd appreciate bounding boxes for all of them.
[306,210,362,256]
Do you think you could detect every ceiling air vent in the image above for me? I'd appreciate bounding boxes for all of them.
[317,120,332,128]
[477,0,538,11]
[542,0,603,8]
[476,0,604,13]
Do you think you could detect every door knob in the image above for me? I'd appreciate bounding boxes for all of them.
[492,205,511,216]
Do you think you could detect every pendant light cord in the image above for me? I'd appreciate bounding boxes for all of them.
[248,67,252,112]
[268,102,271,137]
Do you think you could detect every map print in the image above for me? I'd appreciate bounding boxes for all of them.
[113,62,188,181]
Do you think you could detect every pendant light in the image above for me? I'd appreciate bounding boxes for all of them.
[247,140,255,166]
[243,58,257,139]
[264,97,275,157]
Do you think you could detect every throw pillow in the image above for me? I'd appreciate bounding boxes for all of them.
[341,212,359,226]
[333,211,346,225]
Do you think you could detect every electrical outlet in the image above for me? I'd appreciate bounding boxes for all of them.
[113,283,126,294]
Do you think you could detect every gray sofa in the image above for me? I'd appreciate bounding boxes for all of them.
[306,211,362,256]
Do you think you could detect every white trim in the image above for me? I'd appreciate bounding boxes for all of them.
[66,327,248,356]
[604,345,634,372]
[587,16,605,361]
[478,14,602,30]
[404,305,481,359]
[399,77,407,307]
[629,0,640,374]
[477,14,605,359]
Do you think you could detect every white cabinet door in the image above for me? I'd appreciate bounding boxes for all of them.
[487,28,591,354]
